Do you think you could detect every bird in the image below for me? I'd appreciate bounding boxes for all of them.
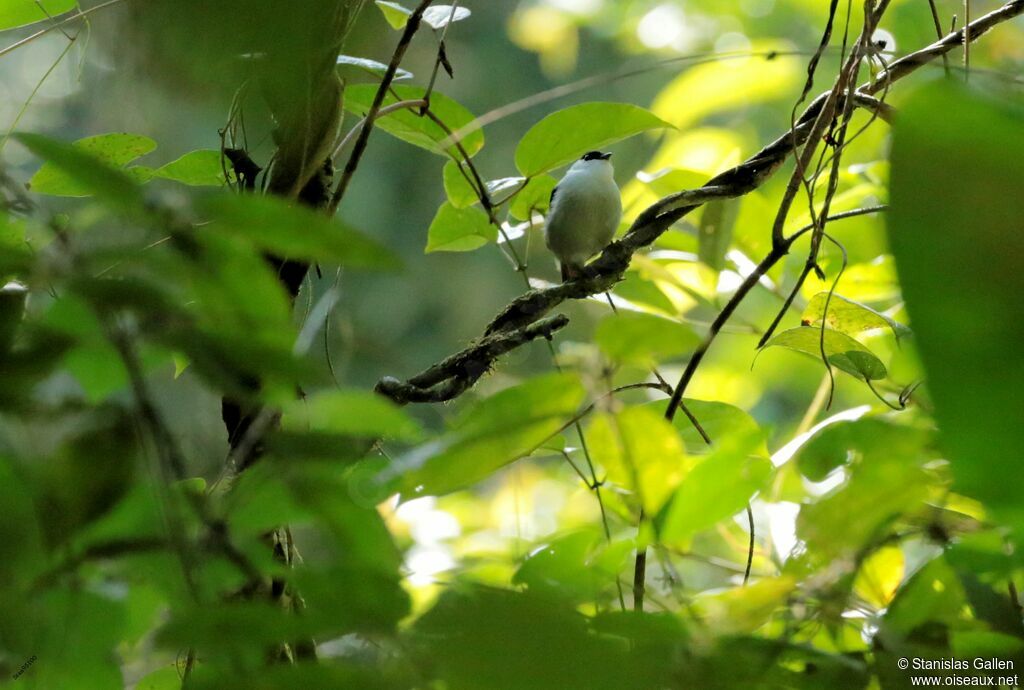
[544,150,622,282]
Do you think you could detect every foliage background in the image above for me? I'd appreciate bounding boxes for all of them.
[0,0,1023,688]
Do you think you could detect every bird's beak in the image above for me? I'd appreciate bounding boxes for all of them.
[600,152,613,160]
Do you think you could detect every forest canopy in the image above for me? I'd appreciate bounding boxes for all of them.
[1,1,1023,688]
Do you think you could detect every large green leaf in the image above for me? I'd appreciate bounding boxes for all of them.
[888,82,1024,534]
[802,292,909,340]
[760,326,887,380]
[0,0,76,30]
[586,405,688,514]
[661,398,767,455]
[18,133,148,208]
[389,373,585,498]
[153,149,225,186]
[201,193,399,269]
[343,84,484,157]
[595,311,699,367]
[425,201,495,253]
[797,445,929,561]
[660,430,771,546]
[514,102,672,177]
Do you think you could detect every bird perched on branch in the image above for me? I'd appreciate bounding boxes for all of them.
[544,150,622,281]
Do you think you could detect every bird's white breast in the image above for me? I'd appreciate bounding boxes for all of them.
[544,163,622,267]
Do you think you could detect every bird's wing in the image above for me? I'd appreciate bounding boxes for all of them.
[548,184,558,209]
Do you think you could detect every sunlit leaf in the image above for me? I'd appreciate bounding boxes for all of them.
[374,0,410,28]
[662,399,767,455]
[595,311,699,367]
[889,82,1024,534]
[514,102,672,176]
[343,84,484,156]
[425,201,495,253]
[201,193,399,269]
[854,545,905,609]
[587,405,688,514]
[651,46,799,129]
[760,326,887,380]
[153,149,225,186]
[695,577,796,635]
[802,292,909,340]
[0,0,76,30]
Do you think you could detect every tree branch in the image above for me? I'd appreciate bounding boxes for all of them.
[375,0,1023,404]
[374,314,570,404]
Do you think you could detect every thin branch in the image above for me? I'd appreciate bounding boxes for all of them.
[328,0,435,213]
[330,98,426,161]
[374,314,570,404]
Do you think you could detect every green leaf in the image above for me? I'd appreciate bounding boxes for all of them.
[660,430,771,545]
[441,161,523,210]
[793,417,932,483]
[422,5,471,29]
[336,54,413,80]
[414,587,671,690]
[698,198,738,272]
[662,398,767,455]
[201,193,399,269]
[514,102,672,177]
[153,149,225,186]
[798,446,929,561]
[802,292,910,340]
[586,405,688,514]
[343,84,484,157]
[388,373,585,498]
[760,326,887,380]
[888,82,1024,533]
[425,201,495,253]
[281,389,423,442]
[134,666,181,690]
[374,0,410,29]
[0,0,76,30]
[509,175,557,220]
[18,132,148,207]
[595,311,699,367]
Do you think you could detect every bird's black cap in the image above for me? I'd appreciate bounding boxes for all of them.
[580,151,612,161]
